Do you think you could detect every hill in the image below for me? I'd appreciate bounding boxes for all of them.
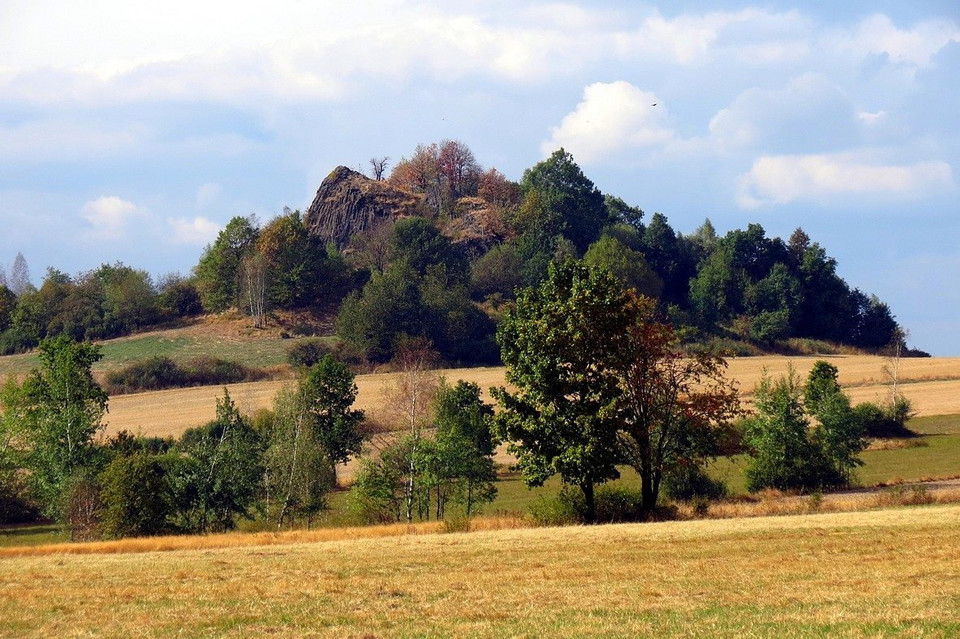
[2,505,958,636]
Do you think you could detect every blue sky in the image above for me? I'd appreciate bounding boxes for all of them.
[1,1,958,353]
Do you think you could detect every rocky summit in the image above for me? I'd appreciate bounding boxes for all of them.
[303,166,423,249]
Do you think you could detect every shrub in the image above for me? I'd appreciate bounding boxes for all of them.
[854,399,915,438]
[98,453,172,539]
[287,339,332,369]
[663,465,727,501]
[104,356,269,394]
[529,485,649,526]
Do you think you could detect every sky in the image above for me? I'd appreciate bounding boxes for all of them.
[1,1,958,354]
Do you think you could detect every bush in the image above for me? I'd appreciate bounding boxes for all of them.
[287,339,332,369]
[663,465,727,501]
[854,399,915,438]
[98,453,172,539]
[104,356,269,394]
[529,485,649,526]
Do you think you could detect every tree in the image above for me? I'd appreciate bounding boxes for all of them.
[520,149,608,253]
[615,297,740,516]
[492,261,629,522]
[193,216,259,312]
[263,385,334,528]
[239,251,267,329]
[583,235,663,299]
[98,453,171,538]
[173,390,263,532]
[10,252,30,296]
[369,156,390,181]
[745,364,866,491]
[744,369,818,492]
[391,217,468,283]
[386,339,439,523]
[432,380,497,516]
[1,336,107,519]
[301,355,366,484]
[438,139,481,199]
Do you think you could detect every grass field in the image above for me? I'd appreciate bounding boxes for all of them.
[0,315,322,378]
[99,356,960,437]
[1,505,958,637]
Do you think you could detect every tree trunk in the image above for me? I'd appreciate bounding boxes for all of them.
[640,466,656,520]
[581,482,596,524]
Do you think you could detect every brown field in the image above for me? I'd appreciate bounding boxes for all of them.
[104,356,960,438]
[1,505,958,637]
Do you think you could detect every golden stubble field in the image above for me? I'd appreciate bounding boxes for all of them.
[1,505,958,637]
[105,355,960,438]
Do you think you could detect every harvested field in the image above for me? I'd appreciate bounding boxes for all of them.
[1,505,958,637]
[104,357,960,437]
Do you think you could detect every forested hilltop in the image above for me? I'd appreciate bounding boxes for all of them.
[0,141,908,362]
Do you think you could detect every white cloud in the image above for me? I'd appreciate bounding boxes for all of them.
[167,217,221,246]
[81,196,147,239]
[836,14,960,67]
[542,81,673,164]
[736,153,954,209]
[708,73,857,153]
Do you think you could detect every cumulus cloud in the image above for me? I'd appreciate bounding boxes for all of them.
[708,73,858,153]
[81,196,148,239]
[836,14,960,67]
[167,216,221,246]
[542,81,673,164]
[736,153,954,208]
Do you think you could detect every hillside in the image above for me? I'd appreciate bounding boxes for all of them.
[2,505,958,636]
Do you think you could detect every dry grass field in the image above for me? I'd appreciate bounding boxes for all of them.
[103,356,960,437]
[1,505,958,637]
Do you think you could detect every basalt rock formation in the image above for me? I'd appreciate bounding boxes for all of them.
[304,166,424,250]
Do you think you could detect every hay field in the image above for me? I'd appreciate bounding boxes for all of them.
[1,505,958,637]
[104,356,960,437]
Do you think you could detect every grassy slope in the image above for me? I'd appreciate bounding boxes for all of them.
[1,505,958,637]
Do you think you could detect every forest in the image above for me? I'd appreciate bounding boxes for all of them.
[0,141,906,363]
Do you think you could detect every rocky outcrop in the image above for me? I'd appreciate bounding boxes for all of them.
[440,197,508,257]
[304,166,423,249]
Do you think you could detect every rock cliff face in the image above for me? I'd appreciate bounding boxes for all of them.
[304,166,423,249]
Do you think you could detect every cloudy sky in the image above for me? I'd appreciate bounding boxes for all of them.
[1,1,958,353]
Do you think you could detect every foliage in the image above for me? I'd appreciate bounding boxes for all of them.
[300,355,366,483]
[744,363,866,492]
[262,386,335,528]
[193,215,260,312]
[583,235,663,298]
[662,465,727,501]
[853,397,915,438]
[103,356,268,395]
[1,336,107,519]
[520,148,608,253]
[529,484,649,526]
[492,260,630,522]
[97,453,172,538]
[286,339,332,369]
[172,390,264,533]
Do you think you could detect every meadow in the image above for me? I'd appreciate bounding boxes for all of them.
[1,505,958,637]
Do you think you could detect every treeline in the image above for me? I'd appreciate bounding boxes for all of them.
[0,336,497,536]
[0,142,906,362]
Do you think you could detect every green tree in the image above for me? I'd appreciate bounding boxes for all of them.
[432,380,497,516]
[744,369,818,492]
[492,261,629,522]
[193,215,260,312]
[173,390,263,532]
[301,355,366,484]
[1,336,107,519]
[804,360,841,414]
[98,453,172,538]
[263,386,334,528]
[520,149,608,253]
[583,235,663,299]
